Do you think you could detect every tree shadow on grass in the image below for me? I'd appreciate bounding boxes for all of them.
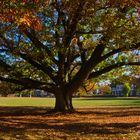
[76,107,140,117]
[0,106,140,117]
[77,110,140,117]
[0,107,51,116]
[0,119,140,138]
[0,107,140,139]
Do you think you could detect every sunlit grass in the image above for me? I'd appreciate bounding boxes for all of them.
[0,97,55,107]
[0,97,139,108]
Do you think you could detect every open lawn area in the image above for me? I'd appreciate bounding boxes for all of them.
[0,97,140,140]
[0,97,140,107]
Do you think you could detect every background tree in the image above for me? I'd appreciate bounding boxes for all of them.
[0,0,140,111]
[0,82,17,96]
[98,85,112,95]
[123,83,131,97]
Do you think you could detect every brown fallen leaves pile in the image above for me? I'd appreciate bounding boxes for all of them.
[0,107,140,140]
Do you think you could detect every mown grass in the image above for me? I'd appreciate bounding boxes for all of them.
[0,97,139,108]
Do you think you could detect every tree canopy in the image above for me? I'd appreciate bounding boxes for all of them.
[0,0,140,111]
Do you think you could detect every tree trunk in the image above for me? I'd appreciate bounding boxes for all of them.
[54,92,74,112]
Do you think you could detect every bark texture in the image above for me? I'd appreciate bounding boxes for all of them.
[54,91,73,112]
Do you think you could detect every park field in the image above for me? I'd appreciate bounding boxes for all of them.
[0,97,140,140]
[0,97,140,107]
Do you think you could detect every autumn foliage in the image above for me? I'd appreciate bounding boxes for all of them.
[0,0,49,30]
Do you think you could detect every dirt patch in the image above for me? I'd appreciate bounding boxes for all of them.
[0,107,140,140]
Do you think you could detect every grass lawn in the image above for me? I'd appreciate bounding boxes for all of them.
[0,97,140,140]
[0,97,139,107]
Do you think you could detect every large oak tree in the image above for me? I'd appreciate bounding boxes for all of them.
[0,0,140,111]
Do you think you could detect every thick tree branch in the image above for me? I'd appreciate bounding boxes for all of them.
[88,62,140,79]
[0,36,58,83]
[0,59,11,70]
[19,53,58,84]
[66,44,105,94]
[23,28,58,64]
[0,76,27,87]
[0,76,56,93]
[0,75,55,90]
[102,43,140,61]
[0,37,59,84]
[0,76,45,86]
